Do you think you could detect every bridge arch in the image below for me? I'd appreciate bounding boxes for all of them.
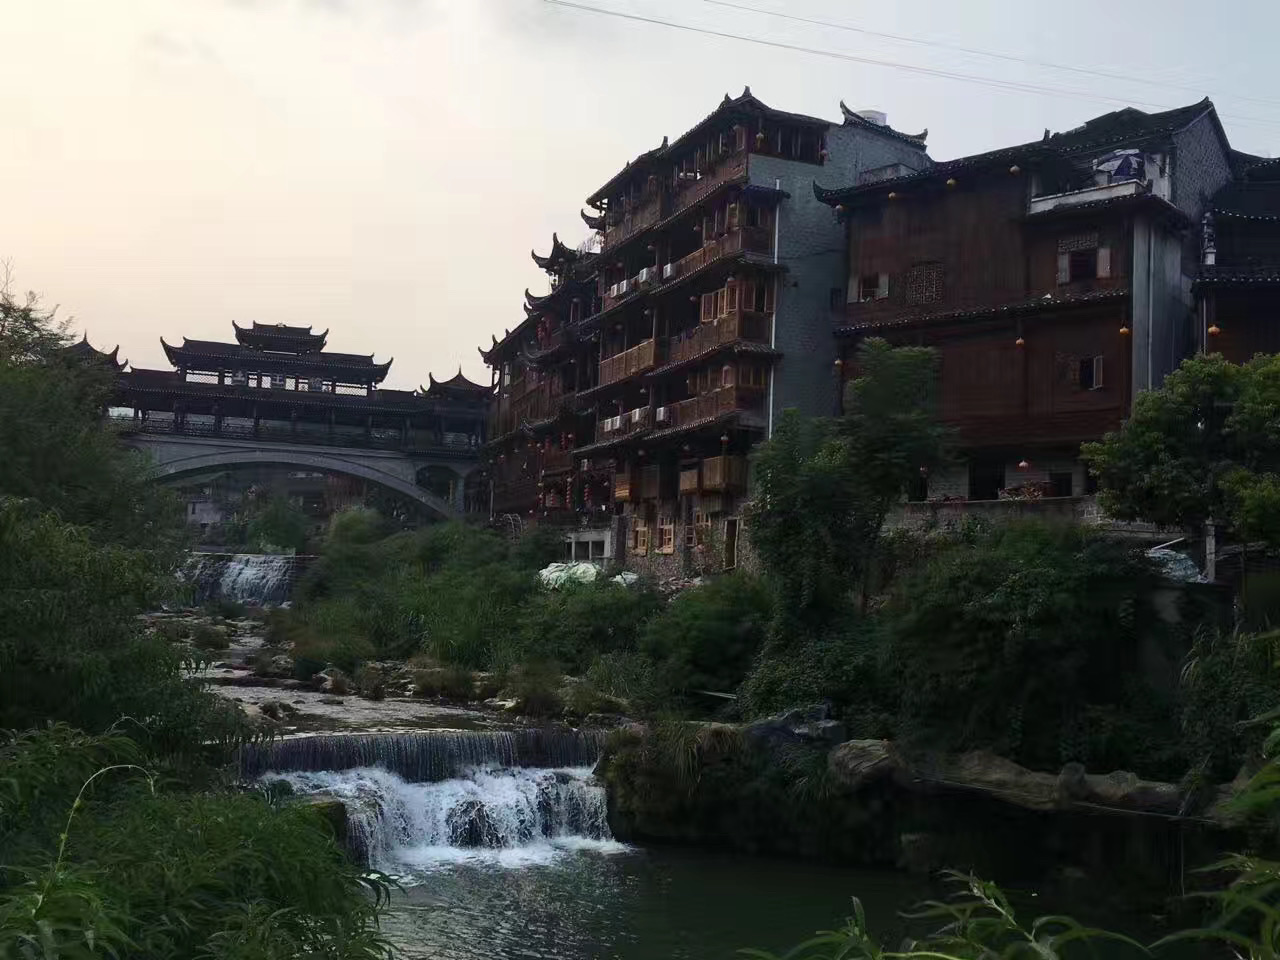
[146,447,459,520]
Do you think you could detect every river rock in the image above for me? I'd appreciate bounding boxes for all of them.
[828,740,901,790]
[745,703,841,747]
[313,667,350,695]
[259,698,298,721]
[255,655,295,679]
[447,799,499,847]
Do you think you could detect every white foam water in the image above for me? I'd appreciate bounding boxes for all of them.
[188,553,295,606]
[264,765,625,879]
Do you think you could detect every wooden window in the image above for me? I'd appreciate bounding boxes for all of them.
[701,292,716,323]
[1067,249,1098,282]
[904,262,943,305]
[726,281,739,313]
[735,125,747,152]
[764,276,775,312]
[631,516,650,555]
[721,364,735,388]
[858,273,889,301]
[727,203,740,230]
[1079,356,1104,390]
[1096,246,1112,278]
[657,516,675,554]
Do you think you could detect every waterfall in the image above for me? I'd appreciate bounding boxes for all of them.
[265,765,620,873]
[239,729,610,781]
[187,553,299,606]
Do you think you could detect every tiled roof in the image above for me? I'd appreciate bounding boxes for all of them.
[834,288,1130,335]
[817,99,1217,205]
[161,338,391,376]
[646,339,779,378]
[1025,191,1190,226]
[587,87,832,205]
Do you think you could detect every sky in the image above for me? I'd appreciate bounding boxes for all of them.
[2,0,1277,389]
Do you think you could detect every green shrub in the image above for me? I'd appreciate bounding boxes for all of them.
[881,520,1174,773]
[641,573,772,700]
[354,664,387,701]
[510,661,564,718]
[190,623,230,651]
[412,665,475,700]
[515,580,662,673]
[151,620,187,643]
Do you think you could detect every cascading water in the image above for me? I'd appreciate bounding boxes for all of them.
[266,765,621,874]
[186,553,299,606]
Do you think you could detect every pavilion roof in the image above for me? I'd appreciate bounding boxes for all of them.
[232,321,328,351]
[63,333,125,370]
[161,337,392,381]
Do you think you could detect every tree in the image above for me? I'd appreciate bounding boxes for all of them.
[745,338,946,632]
[1082,351,1280,544]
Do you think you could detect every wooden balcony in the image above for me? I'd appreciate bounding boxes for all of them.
[666,385,766,430]
[672,151,748,217]
[541,445,576,474]
[614,469,635,501]
[666,309,772,367]
[667,227,773,284]
[595,405,652,443]
[598,339,656,388]
[602,193,664,253]
[702,454,748,492]
[679,464,701,495]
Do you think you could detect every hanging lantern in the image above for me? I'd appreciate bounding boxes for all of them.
[1015,336,1026,347]
[835,203,846,215]
[755,131,765,147]
[888,191,898,200]
[946,177,957,188]
[1208,323,1222,336]
[834,357,844,368]
[1119,324,1131,336]
[1017,459,1030,470]
[1009,164,1021,175]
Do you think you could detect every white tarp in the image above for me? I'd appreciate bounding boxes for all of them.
[538,562,600,588]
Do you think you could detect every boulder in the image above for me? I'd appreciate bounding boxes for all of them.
[828,740,901,790]
[259,698,298,721]
[745,703,840,747]
[313,667,350,696]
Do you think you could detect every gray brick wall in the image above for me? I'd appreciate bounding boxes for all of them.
[749,124,928,426]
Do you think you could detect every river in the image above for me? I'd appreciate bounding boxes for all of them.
[255,734,933,960]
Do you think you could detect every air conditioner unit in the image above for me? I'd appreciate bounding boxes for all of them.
[631,407,644,423]
[617,279,632,295]
[607,283,618,299]
[656,406,670,423]
[662,263,676,280]
[637,267,653,285]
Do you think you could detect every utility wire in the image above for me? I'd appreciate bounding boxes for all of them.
[704,0,1280,112]
[542,0,1280,133]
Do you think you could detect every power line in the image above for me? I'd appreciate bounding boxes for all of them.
[542,0,1280,133]
[704,0,1280,113]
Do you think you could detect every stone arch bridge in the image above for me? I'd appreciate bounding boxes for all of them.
[122,430,478,520]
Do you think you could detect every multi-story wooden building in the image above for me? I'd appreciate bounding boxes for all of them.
[1197,157,1280,360]
[817,99,1236,501]
[482,89,929,571]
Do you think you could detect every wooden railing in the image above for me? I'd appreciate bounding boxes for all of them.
[602,193,664,253]
[595,405,651,443]
[667,385,765,429]
[668,227,773,284]
[666,309,772,367]
[598,339,656,387]
[541,445,576,474]
[672,151,748,216]
[702,454,748,492]
[614,470,634,501]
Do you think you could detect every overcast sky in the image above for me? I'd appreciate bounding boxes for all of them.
[3,0,1277,388]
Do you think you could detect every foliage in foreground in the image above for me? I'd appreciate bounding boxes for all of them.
[0,727,392,960]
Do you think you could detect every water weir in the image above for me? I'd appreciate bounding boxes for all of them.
[251,730,618,874]
[239,729,609,782]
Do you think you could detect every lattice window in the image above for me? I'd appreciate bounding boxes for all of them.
[905,262,943,305]
[631,517,649,555]
[657,516,675,554]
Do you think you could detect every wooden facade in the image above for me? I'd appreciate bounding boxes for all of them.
[820,100,1232,501]
[1197,158,1280,363]
[480,89,929,567]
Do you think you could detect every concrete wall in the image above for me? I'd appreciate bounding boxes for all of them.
[1132,217,1193,394]
[750,122,929,428]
